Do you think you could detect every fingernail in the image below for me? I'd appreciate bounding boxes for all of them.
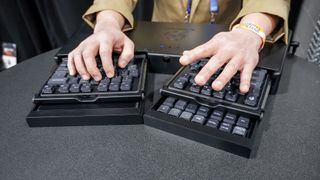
[213,81,223,89]
[182,50,190,55]
[83,75,90,80]
[195,75,205,85]
[242,84,249,92]
[93,76,101,81]
[107,73,113,78]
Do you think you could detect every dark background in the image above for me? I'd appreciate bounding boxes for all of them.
[0,0,303,63]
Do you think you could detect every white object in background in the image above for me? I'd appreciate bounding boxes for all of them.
[2,42,17,69]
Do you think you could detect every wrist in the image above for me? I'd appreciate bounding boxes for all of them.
[95,10,124,33]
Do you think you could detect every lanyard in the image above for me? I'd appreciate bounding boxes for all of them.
[184,0,218,23]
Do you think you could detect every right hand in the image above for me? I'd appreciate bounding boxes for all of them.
[68,10,135,81]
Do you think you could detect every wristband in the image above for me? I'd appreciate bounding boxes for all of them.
[232,22,266,51]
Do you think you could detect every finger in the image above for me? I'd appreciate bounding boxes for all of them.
[99,42,114,78]
[67,51,76,76]
[179,40,218,66]
[194,53,229,86]
[82,43,101,81]
[212,57,241,91]
[240,63,255,93]
[118,38,134,68]
[73,48,90,80]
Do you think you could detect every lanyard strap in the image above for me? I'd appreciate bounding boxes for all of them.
[184,0,219,23]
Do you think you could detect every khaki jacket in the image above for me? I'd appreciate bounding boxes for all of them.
[83,0,290,44]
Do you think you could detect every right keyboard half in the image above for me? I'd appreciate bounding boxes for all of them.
[161,59,271,114]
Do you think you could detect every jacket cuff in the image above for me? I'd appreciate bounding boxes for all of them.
[229,0,290,44]
[82,0,135,32]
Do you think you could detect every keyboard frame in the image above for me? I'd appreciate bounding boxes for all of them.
[32,53,148,104]
[161,65,272,116]
[144,95,262,158]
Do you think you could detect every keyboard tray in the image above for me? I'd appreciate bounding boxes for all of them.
[33,53,148,104]
[144,95,263,158]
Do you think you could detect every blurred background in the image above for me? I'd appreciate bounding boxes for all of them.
[0,0,319,70]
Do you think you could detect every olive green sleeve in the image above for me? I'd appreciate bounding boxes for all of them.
[230,0,291,44]
[82,0,138,31]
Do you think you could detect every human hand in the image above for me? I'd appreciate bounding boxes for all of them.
[179,28,262,93]
[68,10,134,81]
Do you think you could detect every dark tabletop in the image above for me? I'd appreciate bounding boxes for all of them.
[0,49,320,180]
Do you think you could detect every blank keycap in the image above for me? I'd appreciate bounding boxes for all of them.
[163,97,177,108]
[168,108,182,117]
[185,103,198,114]
[180,111,193,121]
[174,100,188,110]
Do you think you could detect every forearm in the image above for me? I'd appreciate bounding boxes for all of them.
[94,10,125,32]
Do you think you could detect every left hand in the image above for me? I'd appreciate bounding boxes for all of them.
[179,28,262,93]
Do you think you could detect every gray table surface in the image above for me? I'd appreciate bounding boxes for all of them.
[0,49,320,180]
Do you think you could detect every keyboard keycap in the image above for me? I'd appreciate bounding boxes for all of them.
[174,100,188,110]
[174,79,187,89]
[109,82,120,91]
[191,115,206,124]
[47,78,68,85]
[80,83,91,93]
[97,83,108,92]
[219,122,233,133]
[213,90,226,99]
[206,119,220,128]
[185,103,198,114]
[196,106,210,117]
[236,116,250,129]
[244,94,258,106]
[163,97,177,108]
[120,83,131,91]
[58,84,69,93]
[225,91,238,102]
[201,86,212,96]
[69,84,80,93]
[157,105,171,114]
[180,111,193,121]
[223,113,237,125]
[168,108,182,117]
[129,69,139,77]
[232,126,247,137]
[189,84,201,93]
[209,110,224,121]
[42,85,54,94]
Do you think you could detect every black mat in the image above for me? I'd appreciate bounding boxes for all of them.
[0,49,319,180]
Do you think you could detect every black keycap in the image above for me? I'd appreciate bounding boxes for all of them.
[185,103,198,114]
[97,83,108,92]
[232,126,247,137]
[201,86,212,96]
[118,69,129,77]
[101,77,110,84]
[180,111,193,121]
[111,76,122,83]
[52,71,67,78]
[109,82,120,91]
[225,91,238,102]
[47,78,68,85]
[196,106,210,117]
[80,83,91,93]
[68,76,80,84]
[56,66,68,72]
[69,84,80,93]
[236,116,250,129]
[180,73,190,82]
[174,79,187,89]
[163,97,177,108]
[189,76,196,84]
[122,76,133,84]
[168,108,182,117]
[129,69,139,77]
[42,85,53,94]
[219,122,233,133]
[206,119,220,128]
[223,113,237,125]
[209,110,224,121]
[157,105,171,114]
[90,79,100,85]
[244,94,258,106]
[213,90,226,99]
[128,64,137,71]
[174,100,188,110]
[120,83,131,91]
[79,79,90,84]
[190,63,200,72]
[191,115,206,124]
[189,84,201,93]
[58,84,69,93]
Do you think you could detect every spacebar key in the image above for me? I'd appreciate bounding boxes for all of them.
[47,78,68,85]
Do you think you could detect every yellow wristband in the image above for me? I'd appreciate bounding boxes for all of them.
[232,22,266,51]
